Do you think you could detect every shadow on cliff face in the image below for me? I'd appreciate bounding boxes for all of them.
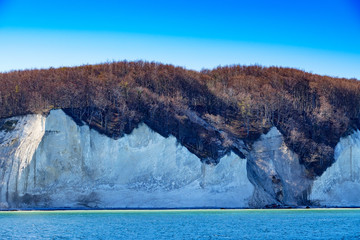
[77,192,100,208]
[10,193,51,208]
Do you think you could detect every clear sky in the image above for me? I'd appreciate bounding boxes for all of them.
[0,0,359,79]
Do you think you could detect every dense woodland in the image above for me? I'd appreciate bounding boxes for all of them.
[1,61,359,177]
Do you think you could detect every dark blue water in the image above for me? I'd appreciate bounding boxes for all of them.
[0,209,360,239]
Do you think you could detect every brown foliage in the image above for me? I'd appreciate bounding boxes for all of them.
[1,61,359,177]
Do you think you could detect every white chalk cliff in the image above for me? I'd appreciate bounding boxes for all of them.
[247,127,311,208]
[310,130,360,207]
[0,110,253,209]
[0,114,46,208]
[1,109,358,209]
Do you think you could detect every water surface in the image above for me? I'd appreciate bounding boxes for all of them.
[0,209,359,239]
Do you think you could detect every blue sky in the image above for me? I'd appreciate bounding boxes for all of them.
[0,0,359,79]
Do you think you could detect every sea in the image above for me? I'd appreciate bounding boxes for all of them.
[0,209,359,239]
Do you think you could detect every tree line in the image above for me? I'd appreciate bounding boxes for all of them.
[1,61,359,177]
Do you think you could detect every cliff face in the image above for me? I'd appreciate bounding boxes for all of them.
[247,127,311,207]
[1,109,358,209]
[0,114,45,208]
[310,130,360,206]
[0,110,254,209]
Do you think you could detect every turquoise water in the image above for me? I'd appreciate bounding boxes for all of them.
[0,209,360,239]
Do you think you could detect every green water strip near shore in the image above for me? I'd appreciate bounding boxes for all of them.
[1,208,360,215]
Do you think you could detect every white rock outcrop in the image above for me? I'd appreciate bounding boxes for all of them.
[0,114,46,208]
[247,127,311,207]
[310,130,360,207]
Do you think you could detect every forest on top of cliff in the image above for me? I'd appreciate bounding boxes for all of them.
[0,61,359,177]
